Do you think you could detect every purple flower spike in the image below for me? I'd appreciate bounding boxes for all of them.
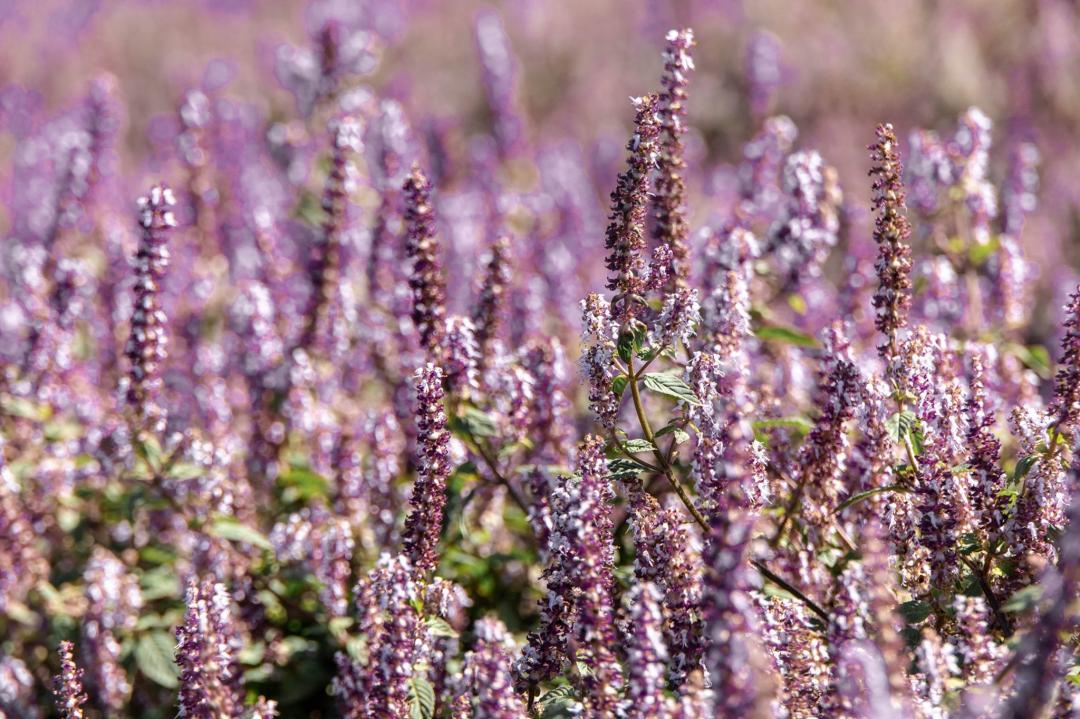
[124,183,176,436]
[402,363,450,578]
[621,582,676,719]
[746,31,782,118]
[82,549,141,713]
[475,9,526,159]
[868,123,913,370]
[605,94,660,322]
[404,164,447,357]
[458,617,528,718]
[626,487,704,686]
[53,641,87,719]
[301,115,362,355]
[513,436,619,706]
[653,29,695,287]
[1051,285,1080,437]
[702,509,766,718]
[175,579,243,718]
[473,235,511,370]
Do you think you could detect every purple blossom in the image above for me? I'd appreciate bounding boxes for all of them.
[620,582,675,719]
[404,164,447,356]
[869,123,914,369]
[402,363,450,577]
[702,509,766,717]
[604,94,660,321]
[626,487,704,685]
[457,617,528,718]
[52,641,87,719]
[123,183,177,436]
[653,29,695,286]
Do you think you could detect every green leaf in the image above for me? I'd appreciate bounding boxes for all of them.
[640,373,700,405]
[1008,343,1051,379]
[208,518,273,552]
[898,600,931,624]
[424,616,459,639]
[409,674,436,719]
[752,417,813,434]
[611,375,629,396]
[968,234,1000,266]
[617,330,636,364]
[885,411,918,445]
[621,438,657,453]
[278,466,330,501]
[167,462,204,481]
[539,685,581,718]
[607,459,641,482]
[655,424,691,445]
[754,324,819,348]
[1013,454,1039,482]
[136,631,180,688]
[1003,585,1043,614]
[456,408,498,438]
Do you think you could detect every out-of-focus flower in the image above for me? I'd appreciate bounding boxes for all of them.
[472,235,511,371]
[746,30,782,118]
[703,509,767,717]
[300,114,362,355]
[81,549,141,713]
[767,150,842,293]
[457,617,527,718]
[474,9,525,158]
[620,582,676,719]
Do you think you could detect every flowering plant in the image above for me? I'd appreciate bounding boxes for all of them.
[1,3,1079,718]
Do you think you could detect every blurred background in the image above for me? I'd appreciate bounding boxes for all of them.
[1,0,1078,314]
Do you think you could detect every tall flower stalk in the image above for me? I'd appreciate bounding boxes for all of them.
[124,183,177,437]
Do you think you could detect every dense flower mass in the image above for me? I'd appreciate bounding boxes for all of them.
[4,2,1080,717]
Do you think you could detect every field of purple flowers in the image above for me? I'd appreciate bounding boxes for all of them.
[2,0,1080,717]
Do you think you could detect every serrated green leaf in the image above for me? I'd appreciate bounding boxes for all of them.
[425,616,459,638]
[607,458,641,481]
[539,684,581,718]
[621,438,657,453]
[136,631,180,688]
[885,411,918,445]
[754,324,819,348]
[640,373,700,405]
[208,518,273,551]
[409,674,436,719]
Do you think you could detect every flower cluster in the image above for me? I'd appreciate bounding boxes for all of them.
[3,6,1080,718]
